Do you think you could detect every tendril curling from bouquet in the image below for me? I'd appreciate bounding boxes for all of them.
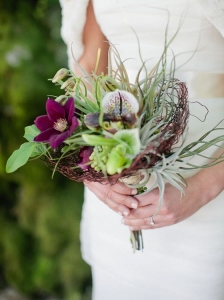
[6,44,224,252]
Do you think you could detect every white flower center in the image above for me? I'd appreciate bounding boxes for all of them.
[53,118,68,132]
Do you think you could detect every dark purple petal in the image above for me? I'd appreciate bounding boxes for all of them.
[67,116,79,135]
[33,98,79,149]
[34,115,54,131]
[34,128,58,143]
[84,113,101,129]
[78,147,93,170]
[64,98,75,124]
[49,131,70,149]
[46,98,65,122]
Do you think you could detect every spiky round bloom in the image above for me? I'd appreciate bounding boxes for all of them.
[34,98,79,149]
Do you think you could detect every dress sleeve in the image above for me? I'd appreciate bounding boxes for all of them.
[201,0,224,37]
[59,0,90,70]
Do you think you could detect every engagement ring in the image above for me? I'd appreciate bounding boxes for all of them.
[150,216,155,226]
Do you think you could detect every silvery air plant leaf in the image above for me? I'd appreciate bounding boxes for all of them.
[6,34,224,253]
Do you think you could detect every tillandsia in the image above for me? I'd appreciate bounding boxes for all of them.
[6,41,224,252]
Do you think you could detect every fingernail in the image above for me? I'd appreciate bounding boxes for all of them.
[123,211,129,217]
[118,211,122,216]
[129,226,134,231]
[121,218,125,224]
[131,202,138,209]
[131,189,138,195]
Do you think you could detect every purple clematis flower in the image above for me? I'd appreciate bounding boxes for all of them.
[78,146,93,170]
[34,98,79,149]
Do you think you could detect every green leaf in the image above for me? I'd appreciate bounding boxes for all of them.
[24,125,40,141]
[30,143,47,157]
[6,142,37,173]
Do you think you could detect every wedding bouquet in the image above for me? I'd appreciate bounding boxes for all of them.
[6,45,224,252]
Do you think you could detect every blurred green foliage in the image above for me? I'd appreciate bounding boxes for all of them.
[0,0,91,299]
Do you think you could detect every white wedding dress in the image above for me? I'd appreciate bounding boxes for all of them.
[59,1,224,299]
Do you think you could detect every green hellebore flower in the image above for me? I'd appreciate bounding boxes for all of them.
[106,144,130,175]
[113,128,141,156]
[82,128,141,175]
[106,128,141,174]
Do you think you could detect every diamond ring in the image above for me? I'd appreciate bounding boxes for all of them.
[150,216,155,226]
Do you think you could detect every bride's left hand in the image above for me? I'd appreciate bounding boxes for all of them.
[121,173,215,230]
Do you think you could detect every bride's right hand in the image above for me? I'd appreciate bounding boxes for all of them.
[84,181,139,216]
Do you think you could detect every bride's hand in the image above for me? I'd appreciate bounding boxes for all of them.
[121,169,223,230]
[84,181,139,216]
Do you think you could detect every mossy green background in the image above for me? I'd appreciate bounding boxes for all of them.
[0,0,91,298]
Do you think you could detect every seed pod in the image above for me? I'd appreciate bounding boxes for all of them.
[60,77,76,90]
[52,68,69,83]
[55,95,68,104]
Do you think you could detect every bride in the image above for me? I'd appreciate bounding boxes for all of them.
[59,1,224,299]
